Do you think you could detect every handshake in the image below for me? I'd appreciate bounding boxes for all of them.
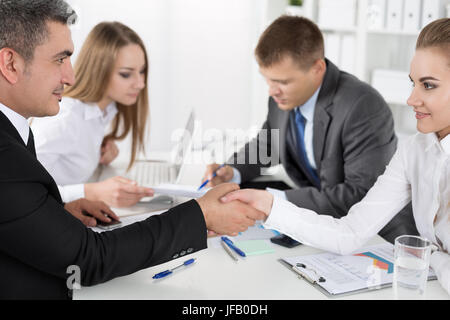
[196,183,274,236]
[64,163,275,237]
[195,163,275,236]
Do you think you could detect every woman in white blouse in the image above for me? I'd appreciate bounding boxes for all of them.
[32,22,154,212]
[221,18,450,295]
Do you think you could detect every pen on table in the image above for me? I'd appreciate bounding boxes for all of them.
[221,236,246,257]
[152,258,196,280]
[198,164,225,191]
[221,240,239,262]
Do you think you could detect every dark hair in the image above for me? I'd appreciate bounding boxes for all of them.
[255,15,324,70]
[0,0,77,62]
[416,18,450,64]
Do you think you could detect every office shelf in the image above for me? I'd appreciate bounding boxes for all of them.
[282,0,449,136]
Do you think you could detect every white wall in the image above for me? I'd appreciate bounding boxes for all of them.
[66,0,271,155]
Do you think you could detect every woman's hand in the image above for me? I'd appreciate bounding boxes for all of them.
[220,189,274,217]
[99,138,119,165]
[85,176,154,208]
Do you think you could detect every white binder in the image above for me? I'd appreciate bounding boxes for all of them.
[422,0,444,29]
[403,0,422,32]
[367,0,387,30]
[386,0,404,31]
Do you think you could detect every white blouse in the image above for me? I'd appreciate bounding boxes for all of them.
[264,132,450,295]
[31,98,118,202]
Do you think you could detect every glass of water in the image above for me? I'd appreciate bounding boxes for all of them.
[393,235,432,300]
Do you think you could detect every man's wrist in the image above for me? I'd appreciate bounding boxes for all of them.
[195,198,210,229]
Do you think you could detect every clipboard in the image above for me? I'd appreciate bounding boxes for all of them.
[278,259,394,298]
[280,243,437,298]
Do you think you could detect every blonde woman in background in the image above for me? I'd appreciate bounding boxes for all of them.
[32,22,154,220]
[221,18,450,295]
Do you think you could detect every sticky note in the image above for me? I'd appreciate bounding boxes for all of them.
[234,240,275,256]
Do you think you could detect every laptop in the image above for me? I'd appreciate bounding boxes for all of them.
[126,110,195,189]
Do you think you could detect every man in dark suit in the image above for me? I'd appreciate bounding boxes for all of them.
[0,0,265,300]
[203,16,418,242]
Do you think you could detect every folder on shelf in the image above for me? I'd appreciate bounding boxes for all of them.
[422,0,444,29]
[367,0,387,30]
[386,0,404,31]
[403,0,421,32]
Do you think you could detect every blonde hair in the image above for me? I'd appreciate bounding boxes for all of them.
[64,21,149,170]
[416,18,450,65]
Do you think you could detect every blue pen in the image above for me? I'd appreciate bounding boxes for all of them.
[152,258,196,279]
[198,164,225,190]
[221,237,246,257]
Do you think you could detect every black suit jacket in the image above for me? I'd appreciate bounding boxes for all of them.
[0,110,207,300]
[230,59,418,242]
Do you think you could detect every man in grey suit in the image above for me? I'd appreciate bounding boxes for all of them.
[203,15,418,243]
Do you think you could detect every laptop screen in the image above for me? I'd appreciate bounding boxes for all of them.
[171,110,195,167]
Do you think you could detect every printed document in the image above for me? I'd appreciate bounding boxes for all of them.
[282,243,436,296]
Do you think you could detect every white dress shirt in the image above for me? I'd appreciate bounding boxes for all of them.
[231,86,321,195]
[264,132,450,295]
[0,102,29,145]
[31,98,118,202]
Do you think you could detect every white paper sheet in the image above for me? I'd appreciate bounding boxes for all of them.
[152,183,210,199]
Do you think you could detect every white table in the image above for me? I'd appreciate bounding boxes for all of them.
[74,157,449,300]
[74,234,448,300]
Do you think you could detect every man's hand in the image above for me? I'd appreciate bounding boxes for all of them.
[85,176,154,208]
[99,138,119,165]
[196,183,266,236]
[64,198,119,227]
[220,189,274,216]
[201,164,234,187]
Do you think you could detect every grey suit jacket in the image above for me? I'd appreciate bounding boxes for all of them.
[230,59,418,242]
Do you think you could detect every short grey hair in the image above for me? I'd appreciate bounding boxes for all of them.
[0,0,77,62]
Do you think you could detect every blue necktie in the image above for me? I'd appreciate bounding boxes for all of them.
[294,109,320,185]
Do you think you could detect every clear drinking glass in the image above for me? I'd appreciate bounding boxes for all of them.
[393,235,432,300]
